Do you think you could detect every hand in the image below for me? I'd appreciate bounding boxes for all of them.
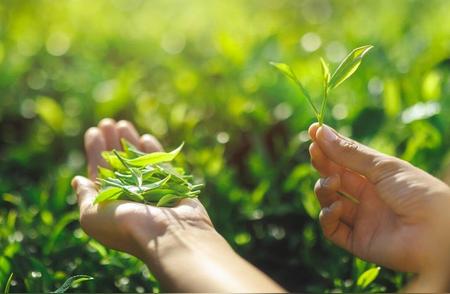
[72,118,284,292]
[309,123,450,290]
[71,118,214,260]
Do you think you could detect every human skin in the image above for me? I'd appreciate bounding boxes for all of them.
[71,118,285,293]
[308,123,450,292]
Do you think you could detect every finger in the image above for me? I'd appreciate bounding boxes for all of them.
[116,120,140,147]
[308,122,320,141]
[315,124,406,183]
[310,141,370,201]
[315,175,357,226]
[139,134,163,153]
[71,176,97,211]
[84,127,107,180]
[314,175,340,207]
[309,142,343,176]
[319,200,353,252]
[98,118,121,150]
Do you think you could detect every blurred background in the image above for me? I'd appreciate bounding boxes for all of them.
[0,0,449,292]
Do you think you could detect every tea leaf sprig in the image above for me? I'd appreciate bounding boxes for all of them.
[270,45,373,125]
[95,140,202,207]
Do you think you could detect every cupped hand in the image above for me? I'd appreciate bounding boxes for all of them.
[71,119,214,264]
[308,123,450,275]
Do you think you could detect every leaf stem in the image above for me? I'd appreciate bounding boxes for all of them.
[337,191,360,204]
[319,86,329,125]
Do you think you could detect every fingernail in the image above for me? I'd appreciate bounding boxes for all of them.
[321,125,337,142]
[319,177,330,188]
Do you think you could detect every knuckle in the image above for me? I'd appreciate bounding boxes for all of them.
[338,138,359,153]
[371,156,401,183]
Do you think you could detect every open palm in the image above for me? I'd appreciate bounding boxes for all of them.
[72,119,213,260]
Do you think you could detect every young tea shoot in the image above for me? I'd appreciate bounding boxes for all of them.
[95,140,202,207]
[270,45,373,205]
[270,45,373,125]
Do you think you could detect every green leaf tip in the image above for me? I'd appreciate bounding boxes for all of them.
[126,142,184,167]
[356,266,380,290]
[328,44,373,90]
[270,61,319,118]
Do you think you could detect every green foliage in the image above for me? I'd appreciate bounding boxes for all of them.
[1,0,449,292]
[96,140,201,206]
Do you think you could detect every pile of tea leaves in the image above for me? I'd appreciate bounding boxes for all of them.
[95,140,202,207]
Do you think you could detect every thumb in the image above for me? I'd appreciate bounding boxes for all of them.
[71,176,98,210]
[315,125,405,183]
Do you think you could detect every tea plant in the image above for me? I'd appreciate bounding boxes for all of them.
[96,140,202,207]
[270,45,373,125]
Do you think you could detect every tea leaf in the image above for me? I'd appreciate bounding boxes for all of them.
[126,143,184,167]
[141,175,171,191]
[94,187,123,204]
[52,275,94,293]
[98,166,115,178]
[157,194,184,207]
[356,267,380,290]
[96,140,200,207]
[270,61,319,117]
[328,45,373,89]
[121,138,145,157]
[142,188,177,202]
[319,58,331,124]
[320,57,330,88]
[101,151,127,170]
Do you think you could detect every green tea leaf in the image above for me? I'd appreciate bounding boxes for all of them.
[94,187,123,204]
[356,267,380,290]
[126,143,184,167]
[121,138,145,157]
[320,57,330,87]
[142,188,177,202]
[141,175,171,191]
[329,45,373,89]
[101,151,127,170]
[4,273,13,294]
[52,275,94,293]
[270,61,319,117]
[319,57,331,124]
[98,166,115,178]
[269,62,297,82]
[157,194,184,207]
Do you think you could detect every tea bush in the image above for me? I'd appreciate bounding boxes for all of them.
[0,0,449,292]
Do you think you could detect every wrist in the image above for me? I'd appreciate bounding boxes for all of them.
[132,224,230,274]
